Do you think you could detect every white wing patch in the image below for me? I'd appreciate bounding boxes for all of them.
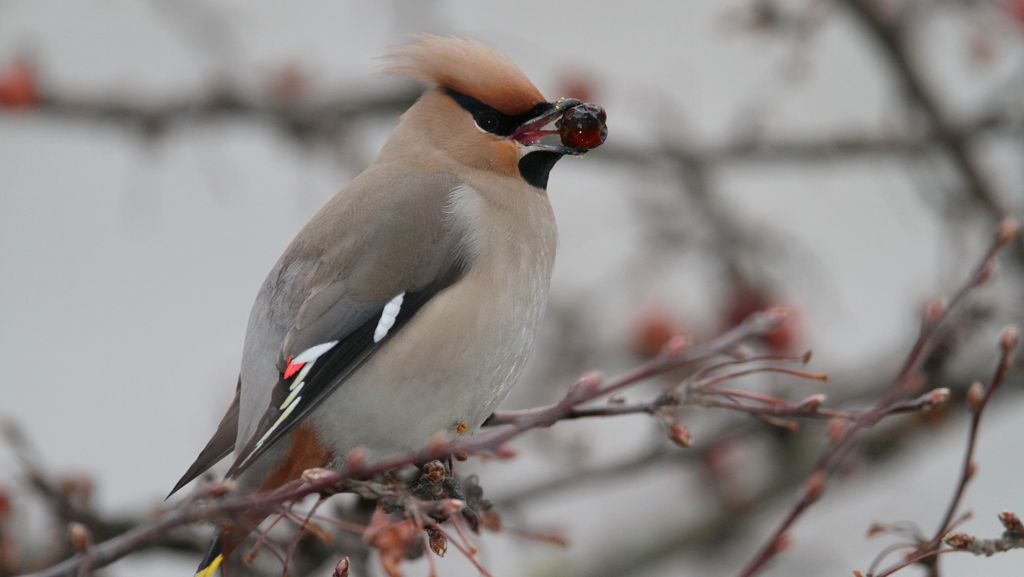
[373,292,405,343]
[293,340,339,364]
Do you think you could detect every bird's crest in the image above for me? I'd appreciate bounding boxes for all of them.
[382,35,545,115]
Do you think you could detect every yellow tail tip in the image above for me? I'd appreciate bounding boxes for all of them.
[194,553,223,577]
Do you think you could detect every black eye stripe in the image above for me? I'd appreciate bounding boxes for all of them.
[445,89,553,137]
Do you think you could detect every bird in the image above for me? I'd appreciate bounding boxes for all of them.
[168,35,606,576]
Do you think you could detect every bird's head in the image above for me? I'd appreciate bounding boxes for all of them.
[382,35,606,190]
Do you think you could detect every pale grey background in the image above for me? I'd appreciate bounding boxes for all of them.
[1,1,1022,576]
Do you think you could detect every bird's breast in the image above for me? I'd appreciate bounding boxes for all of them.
[310,184,557,459]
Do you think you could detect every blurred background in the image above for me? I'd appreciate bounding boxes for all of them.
[1,1,1023,576]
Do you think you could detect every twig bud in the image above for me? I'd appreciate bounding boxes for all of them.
[301,467,335,485]
[570,371,603,398]
[494,444,518,460]
[67,522,91,552]
[667,423,692,448]
[797,394,826,412]
[997,217,1019,246]
[428,529,448,557]
[826,418,847,441]
[966,381,986,412]
[772,533,792,554]
[426,432,452,455]
[945,533,974,550]
[804,471,826,502]
[999,511,1024,535]
[445,498,466,513]
[662,334,689,356]
[801,350,813,364]
[919,388,950,412]
[333,557,351,577]
[344,447,367,471]
[1000,325,1019,352]
[924,297,946,325]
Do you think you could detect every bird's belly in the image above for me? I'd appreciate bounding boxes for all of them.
[309,273,547,461]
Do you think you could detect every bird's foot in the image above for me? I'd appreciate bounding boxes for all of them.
[410,460,495,533]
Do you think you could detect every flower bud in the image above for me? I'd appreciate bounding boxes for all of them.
[494,444,518,460]
[804,471,826,502]
[68,522,91,552]
[924,297,945,325]
[667,423,692,447]
[945,533,974,550]
[663,334,689,356]
[301,467,335,485]
[966,381,986,412]
[797,394,826,412]
[570,371,603,397]
[1000,325,1019,352]
[920,388,950,411]
[997,217,1019,246]
[344,447,367,471]
[999,511,1024,535]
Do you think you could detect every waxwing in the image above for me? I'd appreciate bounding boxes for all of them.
[169,35,607,576]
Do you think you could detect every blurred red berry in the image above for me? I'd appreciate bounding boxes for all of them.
[724,286,802,353]
[630,309,683,358]
[557,71,598,102]
[268,63,310,104]
[1011,0,1024,26]
[0,59,38,108]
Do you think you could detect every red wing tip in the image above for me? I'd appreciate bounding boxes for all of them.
[283,357,304,380]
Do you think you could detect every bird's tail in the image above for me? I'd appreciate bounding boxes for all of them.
[194,533,225,577]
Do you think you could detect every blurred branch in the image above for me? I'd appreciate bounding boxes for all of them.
[22,88,419,141]
[861,325,1019,577]
[11,310,794,577]
[842,0,1018,239]
[596,112,1021,168]
[735,218,1018,577]
[4,86,1020,166]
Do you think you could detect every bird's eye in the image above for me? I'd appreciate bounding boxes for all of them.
[476,111,499,133]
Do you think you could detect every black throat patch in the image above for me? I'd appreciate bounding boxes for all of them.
[518,150,563,190]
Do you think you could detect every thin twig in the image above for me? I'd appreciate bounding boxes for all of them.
[735,220,1016,577]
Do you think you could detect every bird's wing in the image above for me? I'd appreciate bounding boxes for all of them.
[168,380,240,497]
[226,168,469,478]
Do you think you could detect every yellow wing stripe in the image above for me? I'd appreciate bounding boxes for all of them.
[194,553,223,577]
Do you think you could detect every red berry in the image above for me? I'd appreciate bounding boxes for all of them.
[631,312,679,358]
[724,287,801,353]
[558,72,598,102]
[1011,0,1024,25]
[559,103,607,150]
[0,60,37,108]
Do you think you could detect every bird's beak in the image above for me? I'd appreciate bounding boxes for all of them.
[510,98,585,156]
